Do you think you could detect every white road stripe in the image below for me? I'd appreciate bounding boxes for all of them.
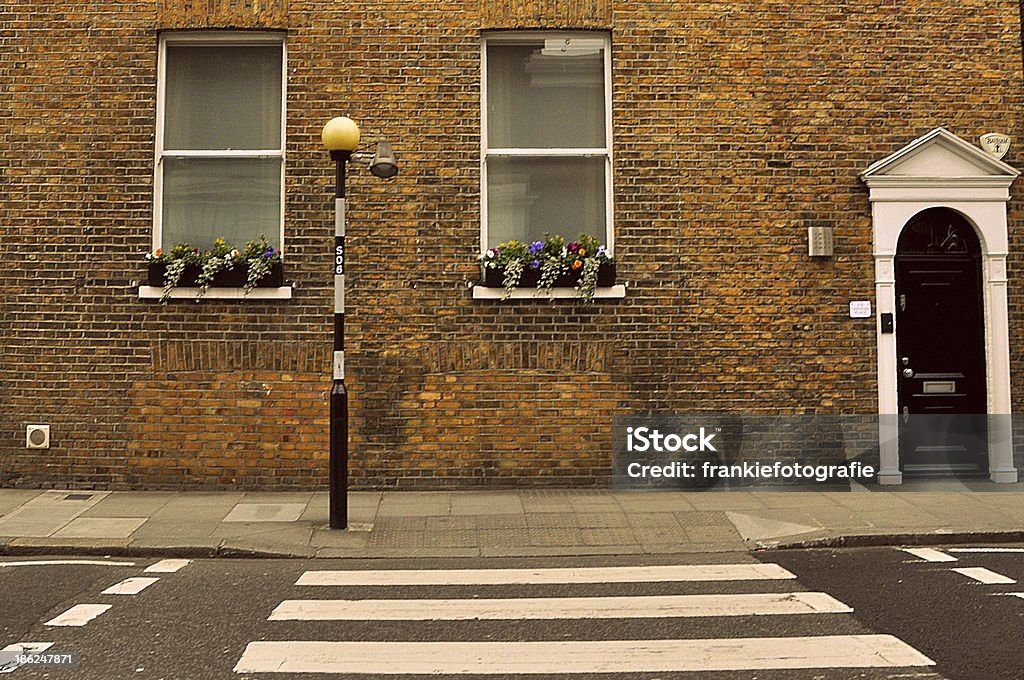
[1009,593,1024,600]
[144,559,191,574]
[0,560,135,568]
[901,548,957,562]
[101,577,159,595]
[233,636,934,674]
[948,548,1024,553]
[44,604,112,627]
[0,643,53,674]
[952,567,1016,585]
[270,592,852,621]
[295,563,796,587]
[0,643,52,653]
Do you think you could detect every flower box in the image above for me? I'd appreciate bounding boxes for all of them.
[481,261,616,288]
[147,261,284,288]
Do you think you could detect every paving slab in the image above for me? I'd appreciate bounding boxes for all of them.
[575,512,630,528]
[755,492,842,509]
[475,514,529,529]
[217,526,314,557]
[726,512,820,544]
[22,490,110,507]
[129,520,217,541]
[526,513,579,529]
[581,528,637,546]
[310,529,373,549]
[223,503,307,523]
[450,494,524,515]
[0,518,74,538]
[0,490,48,517]
[51,518,147,539]
[425,516,478,531]
[80,493,175,518]
[239,492,314,504]
[377,497,451,517]
[612,494,698,512]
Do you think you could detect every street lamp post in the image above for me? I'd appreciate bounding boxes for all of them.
[321,116,398,530]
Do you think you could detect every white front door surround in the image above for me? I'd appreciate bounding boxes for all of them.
[861,128,1019,484]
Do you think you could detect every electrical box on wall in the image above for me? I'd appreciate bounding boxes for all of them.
[808,226,834,257]
[26,425,50,449]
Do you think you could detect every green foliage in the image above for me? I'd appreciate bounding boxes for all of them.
[145,235,282,303]
[481,233,612,301]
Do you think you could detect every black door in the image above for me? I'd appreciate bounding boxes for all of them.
[895,208,987,476]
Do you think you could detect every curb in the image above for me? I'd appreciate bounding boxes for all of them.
[0,543,302,560]
[764,530,1024,551]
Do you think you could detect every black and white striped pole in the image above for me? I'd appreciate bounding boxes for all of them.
[322,117,398,530]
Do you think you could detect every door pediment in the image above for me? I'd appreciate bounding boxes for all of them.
[862,128,1018,195]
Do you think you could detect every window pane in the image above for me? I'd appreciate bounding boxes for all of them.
[487,41,605,149]
[162,158,280,250]
[165,45,282,150]
[486,156,606,247]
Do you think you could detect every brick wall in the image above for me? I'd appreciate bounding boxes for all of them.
[2,1,1022,489]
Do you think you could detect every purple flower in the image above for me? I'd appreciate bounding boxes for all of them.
[568,241,579,253]
[531,259,540,269]
[529,241,544,255]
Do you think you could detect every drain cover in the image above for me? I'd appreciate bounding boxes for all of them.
[63,493,94,501]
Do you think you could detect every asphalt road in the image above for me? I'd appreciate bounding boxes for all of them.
[0,552,954,679]
[763,545,1024,680]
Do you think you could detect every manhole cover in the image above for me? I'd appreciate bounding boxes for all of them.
[63,493,94,501]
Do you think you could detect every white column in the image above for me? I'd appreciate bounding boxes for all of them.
[874,254,902,485]
[986,253,1017,482]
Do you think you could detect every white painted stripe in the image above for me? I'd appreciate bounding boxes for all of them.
[233,636,934,674]
[952,567,1016,585]
[295,563,796,587]
[335,198,346,237]
[270,592,852,621]
[948,548,1024,553]
[901,548,957,563]
[0,643,52,653]
[333,350,345,380]
[0,643,52,674]
[44,604,112,627]
[1010,593,1024,600]
[144,559,191,573]
[0,560,135,568]
[101,577,160,595]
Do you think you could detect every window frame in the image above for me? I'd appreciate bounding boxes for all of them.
[153,31,287,255]
[480,31,614,255]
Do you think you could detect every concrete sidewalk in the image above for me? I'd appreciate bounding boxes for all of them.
[1,480,1023,558]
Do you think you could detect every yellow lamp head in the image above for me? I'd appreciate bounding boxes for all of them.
[322,117,361,152]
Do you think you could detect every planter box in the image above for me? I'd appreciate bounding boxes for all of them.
[482,261,615,288]
[147,261,284,288]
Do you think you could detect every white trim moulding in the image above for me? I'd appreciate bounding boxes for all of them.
[472,285,625,300]
[138,286,293,300]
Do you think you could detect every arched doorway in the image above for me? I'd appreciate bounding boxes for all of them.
[861,127,1018,484]
[895,208,987,476]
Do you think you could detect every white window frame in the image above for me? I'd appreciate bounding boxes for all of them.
[153,31,287,254]
[480,31,614,256]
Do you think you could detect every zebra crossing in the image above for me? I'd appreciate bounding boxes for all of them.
[234,560,935,676]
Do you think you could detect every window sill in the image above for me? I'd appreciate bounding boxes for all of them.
[138,286,293,301]
[472,284,626,300]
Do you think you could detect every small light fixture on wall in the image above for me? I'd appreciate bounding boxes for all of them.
[808,226,834,257]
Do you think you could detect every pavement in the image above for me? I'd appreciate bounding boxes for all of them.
[0,480,1023,558]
